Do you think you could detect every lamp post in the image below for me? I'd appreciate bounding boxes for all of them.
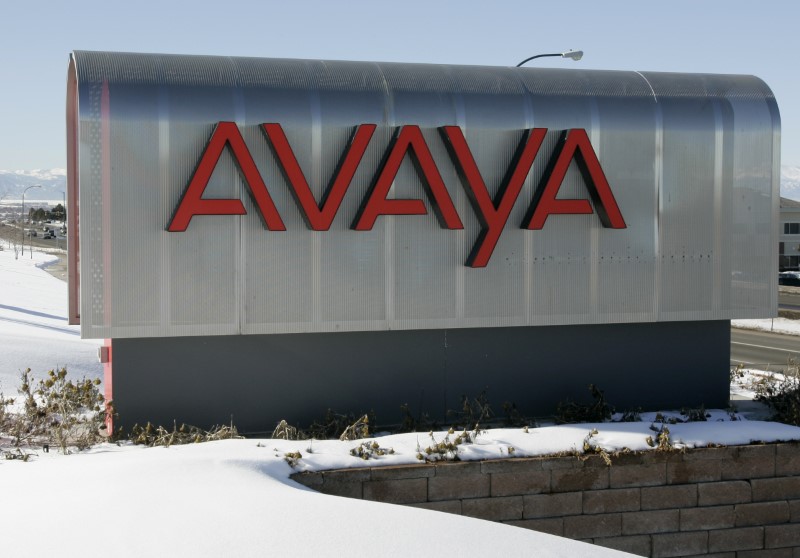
[59,191,66,251]
[516,50,583,67]
[21,185,41,256]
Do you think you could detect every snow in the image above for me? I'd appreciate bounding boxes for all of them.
[0,248,101,394]
[786,166,800,182]
[2,441,635,558]
[732,317,800,336]
[3,245,800,557]
[1,168,66,180]
[275,418,800,474]
[730,368,788,401]
[783,165,800,201]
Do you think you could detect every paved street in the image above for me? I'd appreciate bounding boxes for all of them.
[731,327,800,372]
[781,287,800,311]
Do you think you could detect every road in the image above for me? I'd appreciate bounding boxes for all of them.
[0,223,67,252]
[731,328,800,372]
[781,288,800,312]
[0,223,68,281]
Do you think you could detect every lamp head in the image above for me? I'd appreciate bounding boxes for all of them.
[562,50,583,61]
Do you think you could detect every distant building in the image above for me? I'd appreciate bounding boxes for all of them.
[780,197,800,271]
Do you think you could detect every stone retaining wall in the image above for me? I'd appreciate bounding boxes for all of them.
[292,444,800,557]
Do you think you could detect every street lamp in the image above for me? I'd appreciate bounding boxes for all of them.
[59,191,66,250]
[516,50,583,67]
[21,184,41,256]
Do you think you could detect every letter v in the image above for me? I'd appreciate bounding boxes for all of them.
[168,121,285,232]
[262,123,376,230]
[441,126,547,267]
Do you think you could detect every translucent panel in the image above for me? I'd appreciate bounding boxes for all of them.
[71,52,779,338]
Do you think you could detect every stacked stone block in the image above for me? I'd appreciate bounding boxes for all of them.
[292,443,800,557]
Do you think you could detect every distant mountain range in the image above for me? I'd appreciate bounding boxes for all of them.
[783,166,800,202]
[0,169,66,201]
[2,166,800,202]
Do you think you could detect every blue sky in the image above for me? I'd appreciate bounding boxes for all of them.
[1,0,797,169]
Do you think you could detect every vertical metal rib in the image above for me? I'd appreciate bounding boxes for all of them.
[158,84,171,331]
[373,63,395,327]
[712,99,724,313]
[310,78,323,326]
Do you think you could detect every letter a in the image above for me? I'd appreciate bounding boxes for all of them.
[524,129,625,230]
[352,126,463,231]
[168,122,285,232]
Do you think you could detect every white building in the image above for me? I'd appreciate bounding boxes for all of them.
[780,197,800,271]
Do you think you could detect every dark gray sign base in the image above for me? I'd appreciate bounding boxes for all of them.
[110,320,730,434]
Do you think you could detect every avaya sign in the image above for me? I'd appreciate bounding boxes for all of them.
[66,52,780,435]
[169,123,626,267]
[68,51,778,339]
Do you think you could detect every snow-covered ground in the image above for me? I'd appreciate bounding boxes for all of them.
[3,440,641,558]
[732,317,800,336]
[3,246,800,557]
[272,416,800,473]
[730,368,792,401]
[0,248,101,394]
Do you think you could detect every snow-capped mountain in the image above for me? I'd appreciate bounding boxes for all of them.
[0,169,66,201]
[783,166,800,202]
[11,168,66,181]
[2,166,800,201]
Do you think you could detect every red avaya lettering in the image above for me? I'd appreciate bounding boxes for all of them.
[262,123,376,230]
[352,125,463,231]
[171,123,626,268]
[524,129,626,230]
[441,126,547,268]
[167,121,285,232]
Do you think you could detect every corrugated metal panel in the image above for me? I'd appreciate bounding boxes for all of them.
[68,52,780,339]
